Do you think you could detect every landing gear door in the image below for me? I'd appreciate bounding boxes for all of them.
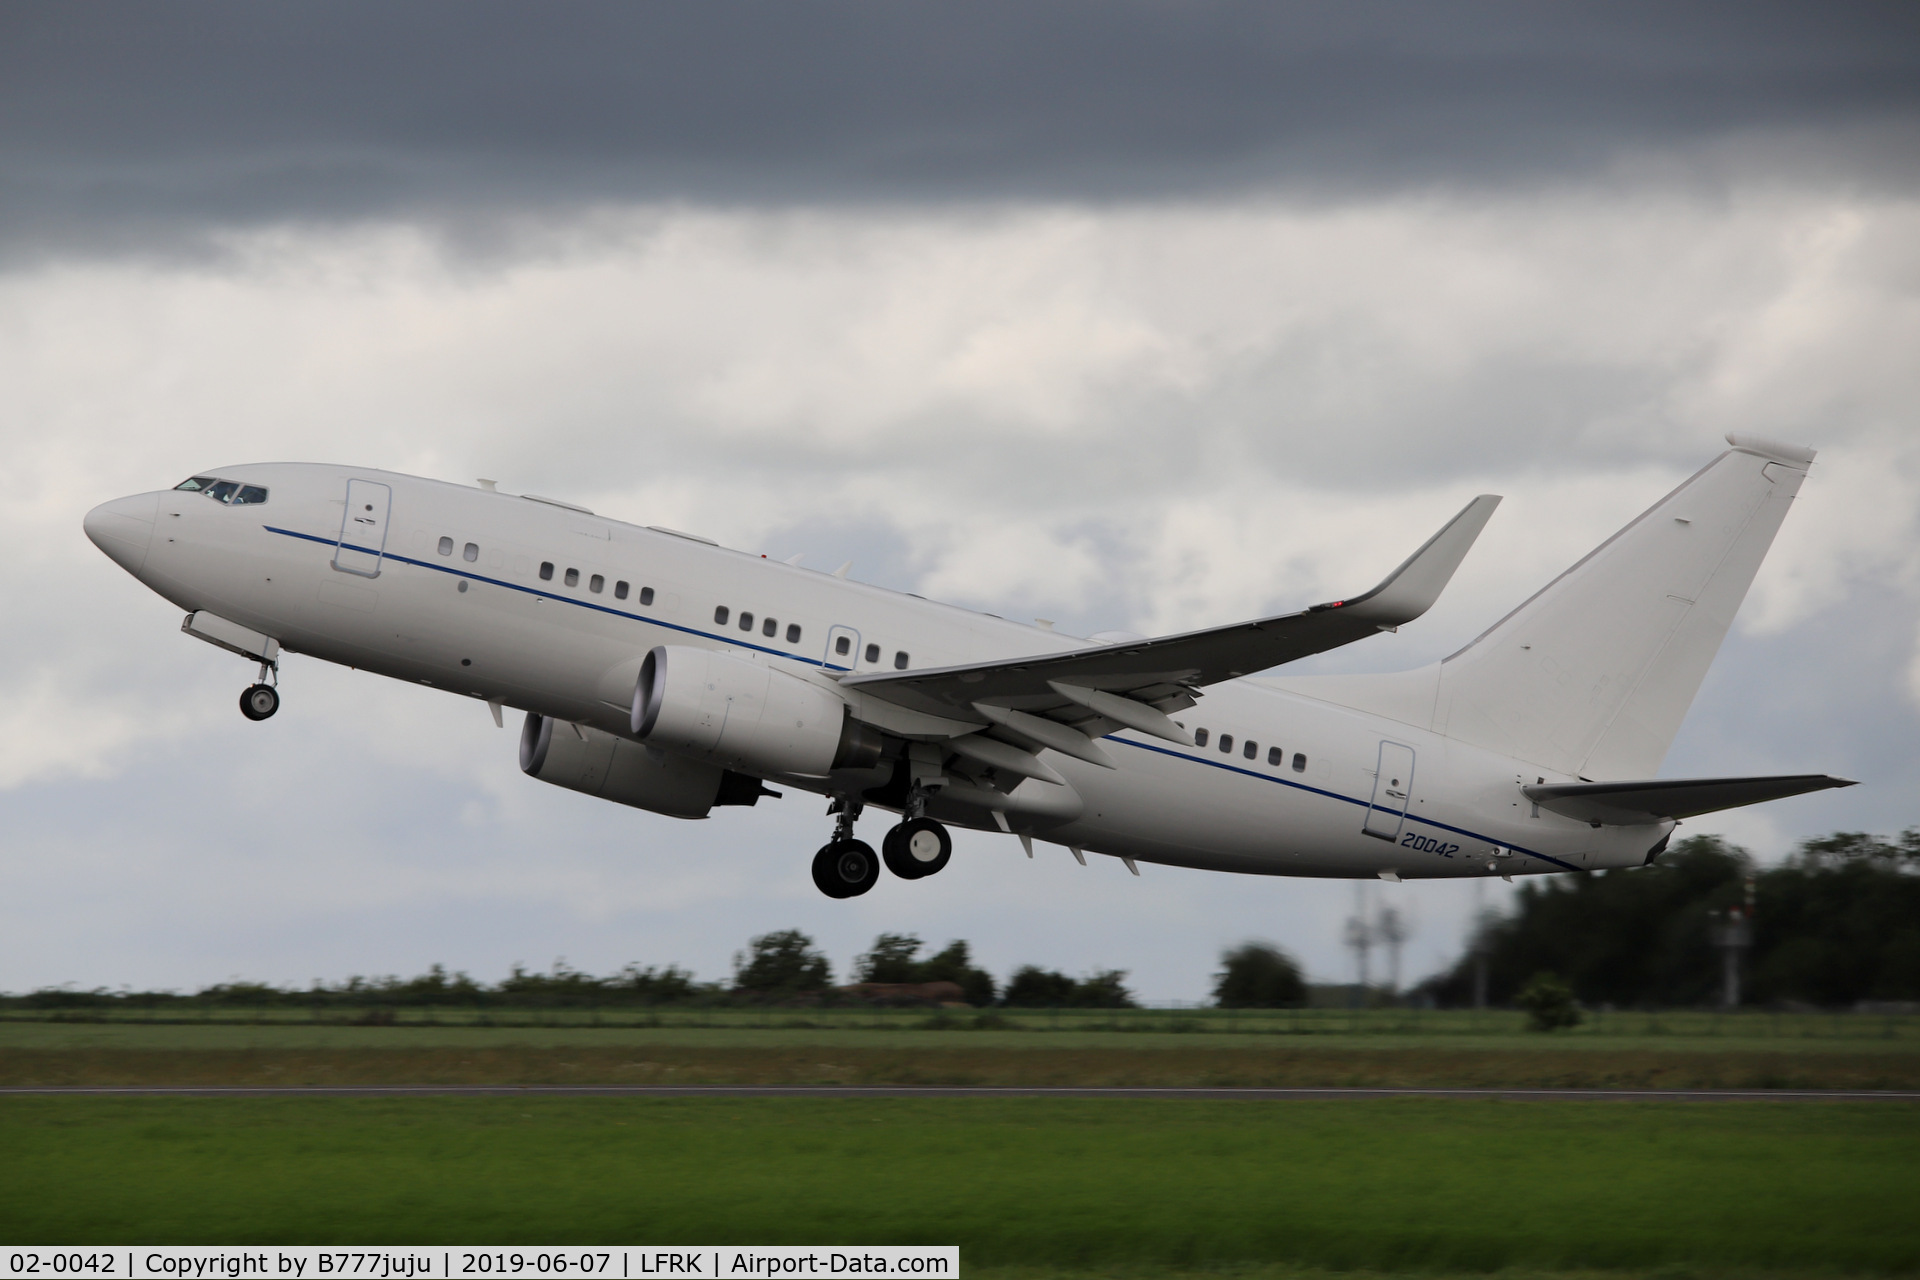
[824,625,860,672]
[1363,741,1415,841]
[334,479,392,578]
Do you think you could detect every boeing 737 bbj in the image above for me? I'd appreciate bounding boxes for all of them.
[84,436,1852,897]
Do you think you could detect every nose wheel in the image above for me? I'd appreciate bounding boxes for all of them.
[883,817,952,879]
[240,683,280,721]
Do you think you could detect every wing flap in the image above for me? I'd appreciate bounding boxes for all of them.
[1524,774,1856,825]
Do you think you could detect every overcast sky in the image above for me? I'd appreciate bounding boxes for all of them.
[3,3,1917,1001]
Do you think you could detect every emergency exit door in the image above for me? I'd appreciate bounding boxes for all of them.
[333,478,392,578]
[1363,741,1416,841]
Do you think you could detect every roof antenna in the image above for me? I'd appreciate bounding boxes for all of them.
[833,561,852,578]
[476,479,498,492]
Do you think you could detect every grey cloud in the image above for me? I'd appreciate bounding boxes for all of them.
[4,1,1919,258]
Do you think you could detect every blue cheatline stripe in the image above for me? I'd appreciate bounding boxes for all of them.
[264,525,844,669]
[1108,737,1581,873]
[275,523,1581,872]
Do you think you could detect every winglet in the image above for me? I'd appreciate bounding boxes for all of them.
[1320,494,1501,627]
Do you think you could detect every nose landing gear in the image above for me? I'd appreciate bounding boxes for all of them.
[239,683,280,721]
[239,658,280,721]
[812,796,879,899]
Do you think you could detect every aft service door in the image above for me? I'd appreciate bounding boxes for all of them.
[1363,741,1416,841]
[824,625,861,672]
[334,478,392,578]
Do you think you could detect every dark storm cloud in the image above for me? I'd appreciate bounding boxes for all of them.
[3,0,1918,255]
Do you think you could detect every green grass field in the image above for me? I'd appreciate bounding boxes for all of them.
[1,1097,1914,1273]
[4,1017,1917,1089]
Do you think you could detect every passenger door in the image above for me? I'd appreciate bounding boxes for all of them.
[334,478,392,578]
[1363,741,1416,841]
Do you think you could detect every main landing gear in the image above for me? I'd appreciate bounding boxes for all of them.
[239,659,280,721]
[883,816,952,880]
[813,797,879,899]
[811,791,955,898]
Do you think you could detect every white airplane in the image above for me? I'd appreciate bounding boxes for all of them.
[84,435,1851,897]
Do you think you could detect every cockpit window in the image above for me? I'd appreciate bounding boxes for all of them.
[173,477,268,505]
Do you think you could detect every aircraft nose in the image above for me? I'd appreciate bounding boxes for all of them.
[84,492,159,575]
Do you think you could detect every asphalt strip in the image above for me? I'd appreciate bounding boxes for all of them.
[2,1085,1915,1101]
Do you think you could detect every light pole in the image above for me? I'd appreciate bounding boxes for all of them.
[1710,875,1756,1009]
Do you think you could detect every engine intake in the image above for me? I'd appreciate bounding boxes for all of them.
[633,645,880,776]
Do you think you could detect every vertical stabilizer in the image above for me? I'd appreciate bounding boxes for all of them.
[1432,436,1813,779]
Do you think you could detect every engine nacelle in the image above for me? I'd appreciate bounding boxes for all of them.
[632,645,881,777]
[520,712,723,819]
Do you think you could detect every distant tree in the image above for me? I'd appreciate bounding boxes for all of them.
[1750,830,1920,1005]
[1000,965,1136,1008]
[918,940,998,1007]
[854,933,925,983]
[1212,943,1307,1008]
[733,929,832,995]
[1515,971,1583,1031]
[1001,966,1078,1007]
[850,934,997,1005]
[1070,969,1138,1008]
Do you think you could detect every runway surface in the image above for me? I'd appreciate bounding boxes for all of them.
[3,1085,1915,1101]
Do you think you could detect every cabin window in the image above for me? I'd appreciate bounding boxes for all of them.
[589,574,604,593]
[1194,729,1209,747]
[1244,740,1258,760]
[438,537,454,556]
[739,611,754,631]
[1219,734,1234,754]
[539,562,554,581]
[894,651,909,669]
[836,636,852,656]
[232,485,269,505]
[614,581,629,600]
[762,617,777,637]
[174,476,218,492]
[205,480,240,503]
[864,643,880,664]
[564,568,579,587]
[714,606,729,625]
[639,586,654,606]
[1268,746,1282,766]
[1292,752,1307,772]
[463,542,479,562]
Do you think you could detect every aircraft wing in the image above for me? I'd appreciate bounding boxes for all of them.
[840,495,1500,747]
[1523,774,1856,826]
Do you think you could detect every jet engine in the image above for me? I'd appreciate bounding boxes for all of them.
[520,712,727,819]
[632,644,882,777]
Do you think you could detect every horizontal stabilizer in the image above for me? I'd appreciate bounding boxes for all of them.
[1523,774,1855,826]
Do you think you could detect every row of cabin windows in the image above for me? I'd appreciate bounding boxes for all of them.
[536,559,654,605]
[484,555,904,668]
[1191,727,1308,773]
[713,605,804,646]
[832,632,909,669]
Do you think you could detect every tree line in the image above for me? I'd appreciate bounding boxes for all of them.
[1420,829,1920,1010]
[6,932,1146,1010]
[11,826,1906,1013]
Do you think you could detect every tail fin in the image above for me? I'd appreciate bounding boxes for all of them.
[1434,435,1814,779]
